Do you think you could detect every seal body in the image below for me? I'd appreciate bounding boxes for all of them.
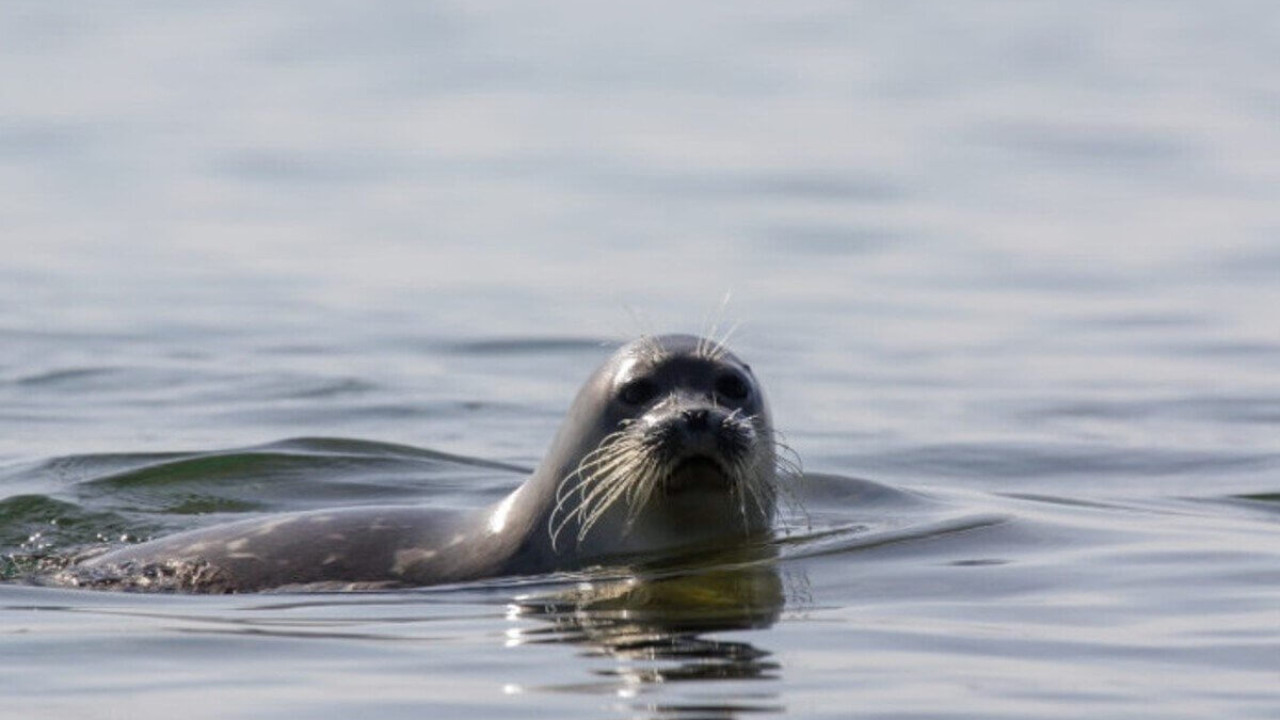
[74,334,781,592]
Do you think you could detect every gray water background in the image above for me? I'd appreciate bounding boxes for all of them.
[3,2,1280,718]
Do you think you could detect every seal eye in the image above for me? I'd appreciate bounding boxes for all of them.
[618,378,659,406]
[715,372,751,402]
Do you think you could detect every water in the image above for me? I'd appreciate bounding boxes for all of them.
[3,1,1280,717]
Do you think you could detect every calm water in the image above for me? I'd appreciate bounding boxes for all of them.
[4,1,1280,718]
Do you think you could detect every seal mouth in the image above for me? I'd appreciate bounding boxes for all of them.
[664,456,732,495]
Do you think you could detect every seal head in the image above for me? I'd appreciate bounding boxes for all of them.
[505,333,779,573]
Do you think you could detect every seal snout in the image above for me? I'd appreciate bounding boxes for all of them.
[645,403,755,496]
[682,407,710,432]
[677,407,721,452]
[654,403,732,455]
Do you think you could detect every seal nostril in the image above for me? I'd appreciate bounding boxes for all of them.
[683,408,710,432]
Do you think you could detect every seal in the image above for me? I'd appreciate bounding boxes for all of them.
[71,334,793,592]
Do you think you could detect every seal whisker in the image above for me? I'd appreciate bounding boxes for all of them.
[549,432,645,550]
[616,457,662,537]
[593,448,666,540]
[630,453,662,505]
[548,489,583,551]
[549,470,592,545]
[552,431,661,549]
[709,320,742,362]
[577,461,635,510]
[577,465,646,543]
[550,457,619,550]
[634,334,668,364]
[554,430,633,503]
[769,430,809,532]
[735,456,772,527]
[698,292,735,361]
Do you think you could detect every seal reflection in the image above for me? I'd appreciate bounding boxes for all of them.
[505,549,789,718]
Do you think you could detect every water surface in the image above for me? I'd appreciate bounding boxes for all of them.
[3,1,1280,718]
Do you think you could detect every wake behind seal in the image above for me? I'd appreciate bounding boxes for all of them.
[69,334,797,592]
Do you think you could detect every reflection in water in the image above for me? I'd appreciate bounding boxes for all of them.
[506,551,792,718]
